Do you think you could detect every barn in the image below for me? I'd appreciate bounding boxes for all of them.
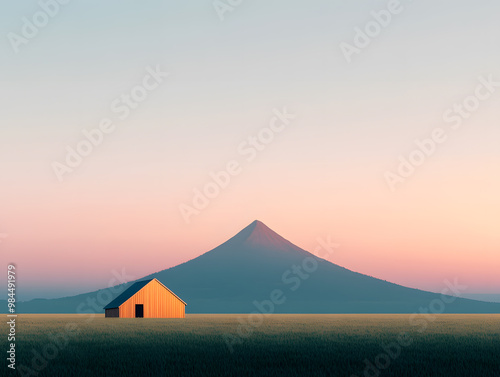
[103,278,186,318]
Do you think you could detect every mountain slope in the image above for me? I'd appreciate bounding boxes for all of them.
[9,220,500,313]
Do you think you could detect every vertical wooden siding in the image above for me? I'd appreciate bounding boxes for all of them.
[119,280,185,318]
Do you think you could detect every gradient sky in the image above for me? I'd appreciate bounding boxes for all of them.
[1,0,499,300]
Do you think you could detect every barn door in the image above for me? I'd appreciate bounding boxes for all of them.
[135,304,144,318]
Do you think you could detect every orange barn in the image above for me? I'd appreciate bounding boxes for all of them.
[104,278,186,318]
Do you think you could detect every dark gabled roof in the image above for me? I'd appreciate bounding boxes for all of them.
[103,279,152,309]
[103,278,187,309]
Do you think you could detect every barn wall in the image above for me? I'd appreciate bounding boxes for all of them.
[119,280,185,318]
[105,308,119,318]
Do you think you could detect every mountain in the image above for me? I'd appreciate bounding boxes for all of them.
[7,220,500,313]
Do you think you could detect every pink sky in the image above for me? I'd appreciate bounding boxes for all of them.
[2,148,499,300]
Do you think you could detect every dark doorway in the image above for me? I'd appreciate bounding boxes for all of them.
[135,304,144,318]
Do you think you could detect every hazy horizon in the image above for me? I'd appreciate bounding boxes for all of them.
[9,220,500,303]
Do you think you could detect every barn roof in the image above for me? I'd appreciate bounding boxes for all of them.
[103,279,152,309]
[103,278,187,309]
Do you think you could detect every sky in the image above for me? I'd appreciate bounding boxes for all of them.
[1,0,499,301]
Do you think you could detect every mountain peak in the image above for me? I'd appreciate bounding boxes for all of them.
[211,220,310,256]
[248,219,267,231]
[240,220,300,252]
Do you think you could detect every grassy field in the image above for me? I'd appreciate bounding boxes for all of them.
[9,314,500,377]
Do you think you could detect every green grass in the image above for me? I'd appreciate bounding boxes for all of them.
[11,314,500,377]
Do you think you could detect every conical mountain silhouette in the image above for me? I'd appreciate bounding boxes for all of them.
[10,220,500,313]
[220,220,308,252]
[142,220,499,313]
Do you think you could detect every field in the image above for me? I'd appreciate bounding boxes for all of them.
[10,314,500,377]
